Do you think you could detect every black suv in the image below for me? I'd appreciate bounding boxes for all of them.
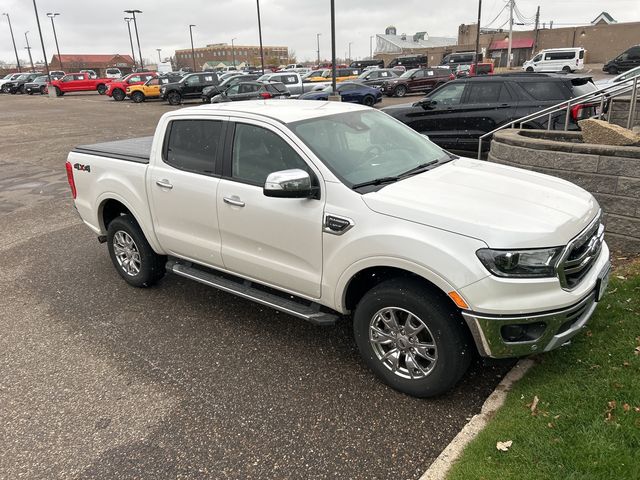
[201,74,260,102]
[5,73,41,94]
[382,73,597,152]
[160,72,219,105]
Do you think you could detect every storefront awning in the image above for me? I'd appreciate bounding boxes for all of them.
[489,38,534,50]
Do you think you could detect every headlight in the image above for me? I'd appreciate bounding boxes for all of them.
[476,247,563,278]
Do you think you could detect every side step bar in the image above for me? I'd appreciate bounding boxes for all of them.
[166,259,339,326]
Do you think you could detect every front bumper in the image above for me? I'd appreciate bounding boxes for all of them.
[462,261,610,358]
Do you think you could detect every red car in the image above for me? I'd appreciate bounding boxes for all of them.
[105,72,158,101]
[48,72,113,96]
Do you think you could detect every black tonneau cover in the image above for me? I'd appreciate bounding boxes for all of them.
[73,136,153,164]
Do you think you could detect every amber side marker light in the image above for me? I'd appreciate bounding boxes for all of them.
[448,291,469,309]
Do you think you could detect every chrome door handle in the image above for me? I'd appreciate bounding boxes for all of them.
[223,196,245,207]
[156,179,173,189]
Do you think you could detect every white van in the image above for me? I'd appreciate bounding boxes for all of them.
[523,48,585,73]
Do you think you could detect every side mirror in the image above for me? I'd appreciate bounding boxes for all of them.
[264,169,316,198]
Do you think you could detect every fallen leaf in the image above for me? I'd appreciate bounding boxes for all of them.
[496,440,513,452]
[616,275,626,280]
[586,330,593,337]
[608,401,617,409]
[634,346,640,356]
[547,422,555,428]
[623,404,630,412]
[634,407,640,413]
[623,361,630,367]
[554,415,561,419]
[530,395,540,415]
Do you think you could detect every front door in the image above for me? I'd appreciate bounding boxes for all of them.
[217,120,325,298]
[147,118,226,267]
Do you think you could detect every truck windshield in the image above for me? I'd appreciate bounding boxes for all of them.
[289,109,449,188]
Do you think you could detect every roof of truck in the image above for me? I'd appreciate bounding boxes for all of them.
[178,99,369,124]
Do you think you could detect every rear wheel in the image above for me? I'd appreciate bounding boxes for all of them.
[562,66,572,73]
[112,88,125,101]
[107,215,166,288]
[167,91,182,105]
[131,91,145,103]
[39,85,46,95]
[353,278,472,397]
[362,95,375,107]
[607,66,618,75]
[55,86,64,96]
[394,85,407,97]
[97,84,107,95]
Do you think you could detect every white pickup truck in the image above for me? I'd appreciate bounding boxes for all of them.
[257,72,328,97]
[66,100,610,397]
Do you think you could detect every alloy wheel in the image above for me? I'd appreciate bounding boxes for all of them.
[112,230,141,276]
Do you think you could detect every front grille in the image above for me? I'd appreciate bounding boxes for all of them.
[557,214,604,289]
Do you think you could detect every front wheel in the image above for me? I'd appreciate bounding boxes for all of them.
[394,85,407,97]
[353,278,472,397]
[607,66,618,75]
[526,67,534,72]
[40,86,47,95]
[167,91,182,105]
[55,86,63,96]
[562,66,572,73]
[112,88,125,101]
[131,91,145,103]
[97,84,107,95]
[362,95,375,107]
[107,215,166,288]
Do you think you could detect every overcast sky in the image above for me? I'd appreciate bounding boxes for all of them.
[2,0,639,65]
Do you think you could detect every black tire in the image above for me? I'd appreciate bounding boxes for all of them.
[353,278,472,397]
[39,86,46,95]
[394,85,407,97]
[28,91,33,95]
[562,66,572,73]
[106,215,166,288]
[362,95,375,107]
[607,66,618,75]
[55,87,64,96]
[131,91,145,103]
[167,91,182,105]
[97,84,107,95]
[111,88,125,101]
[18,85,25,94]
[1,84,10,93]
[526,67,534,72]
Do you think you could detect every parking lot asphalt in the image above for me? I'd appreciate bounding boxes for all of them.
[0,93,513,479]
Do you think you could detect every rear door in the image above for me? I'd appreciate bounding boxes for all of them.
[408,69,427,93]
[147,117,226,266]
[183,74,203,97]
[512,80,569,128]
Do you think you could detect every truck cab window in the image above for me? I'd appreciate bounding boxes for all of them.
[164,120,222,175]
[232,124,309,185]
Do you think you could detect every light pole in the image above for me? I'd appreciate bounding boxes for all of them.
[156,48,161,63]
[316,33,321,67]
[46,13,62,71]
[124,9,143,69]
[24,31,35,71]
[231,37,236,67]
[348,42,352,63]
[31,0,51,82]
[2,13,21,72]
[369,35,373,59]
[474,0,482,73]
[189,24,196,71]
[330,0,336,95]
[124,18,137,71]
[256,0,264,74]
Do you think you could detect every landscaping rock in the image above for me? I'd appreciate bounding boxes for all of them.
[578,119,640,146]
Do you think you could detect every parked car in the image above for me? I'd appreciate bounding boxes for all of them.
[201,74,261,102]
[66,100,609,398]
[306,68,360,83]
[79,69,98,79]
[218,71,244,82]
[441,52,481,68]
[455,62,494,78]
[387,54,428,69]
[302,69,328,81]
[356,68,399,88]
[603,45,640,74]
[106,72,158,101]
[49,70,65,79]
[210,81,291,103]
[382,73,598,152]
[160,72,220,105]
[105,68,122,79]
[48,72,113,96]
[523,48,585,73]
[298,82,382,106]
[257,72,322,97]
[596,65,640,88]
[350,59,384,70]
[24,75,49,94]
[4,73,40,94]
[126,75,184,102]
[380,68,454,97]
[0,73,23,92]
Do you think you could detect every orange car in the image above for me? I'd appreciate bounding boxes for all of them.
[126,74,182,102]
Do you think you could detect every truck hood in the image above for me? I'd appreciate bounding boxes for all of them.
[362,157,599,249]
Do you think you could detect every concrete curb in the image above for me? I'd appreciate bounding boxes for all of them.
[419,359,536,480]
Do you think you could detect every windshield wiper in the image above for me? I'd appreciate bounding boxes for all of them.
[398,160,439,178]
[351,176,401,189]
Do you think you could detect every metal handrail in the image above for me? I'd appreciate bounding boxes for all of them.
[477,76,639,159]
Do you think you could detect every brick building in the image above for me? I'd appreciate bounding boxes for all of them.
[48,54,135,76]
[174,43,288,69]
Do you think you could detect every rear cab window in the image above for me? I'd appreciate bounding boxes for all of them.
[517,81,568,101]
[163,120,223,176]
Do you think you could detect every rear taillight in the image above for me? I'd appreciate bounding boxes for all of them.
[260,92,272,99]
[65,161,77,199]
[571,103,596,121]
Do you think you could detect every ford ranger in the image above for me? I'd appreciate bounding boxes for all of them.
[66,101,610,397]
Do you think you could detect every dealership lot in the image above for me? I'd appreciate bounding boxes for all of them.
[0,94,513,479]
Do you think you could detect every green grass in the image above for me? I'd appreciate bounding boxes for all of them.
[448,261,640,480]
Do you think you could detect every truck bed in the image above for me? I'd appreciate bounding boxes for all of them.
[73,136,153,164]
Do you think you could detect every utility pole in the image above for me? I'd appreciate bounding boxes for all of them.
[316,33,321,67]
[474,0,482,73]
[533,6,540,55]
[124,9,143,69]
[2,13,21,72]
[189,24,196,71]
[31,0,51,81]
[506,0,514,68]
[156,48,161,63]
[25,31,35,71]
[348,42,352,63]
[256,0,265,74]
[124,18,137,70]
[330,0,337,95]
[369,35,374,59]
[46,13,62,71]
[231,38,237,67]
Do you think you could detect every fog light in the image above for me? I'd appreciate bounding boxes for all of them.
[501,322,546,342]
